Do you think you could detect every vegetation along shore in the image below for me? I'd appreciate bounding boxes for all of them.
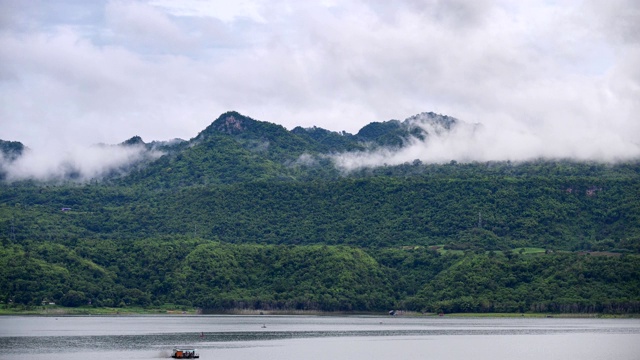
[2,112,639,315]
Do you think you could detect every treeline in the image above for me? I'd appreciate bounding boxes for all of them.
[402,250,640,313]
[1,239,639,313]
[2,174,639,252]
[2,113,639,314]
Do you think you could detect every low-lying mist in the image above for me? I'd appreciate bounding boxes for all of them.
[0,143,162,183]
[331,117,640,171]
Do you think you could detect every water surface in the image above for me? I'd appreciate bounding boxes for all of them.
[1,315,638,360]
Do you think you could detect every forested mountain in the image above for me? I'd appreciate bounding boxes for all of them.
[0,140,25,162]
[1,111,639,313]
[0,140,26,180]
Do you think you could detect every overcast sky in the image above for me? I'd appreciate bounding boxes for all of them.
[1,0,639,166]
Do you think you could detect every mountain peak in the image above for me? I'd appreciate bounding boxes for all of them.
[405,112,457,131]
[121,136,145,147]
[0,139,26,162]
[192,111,262,141]
[210,111,254,135]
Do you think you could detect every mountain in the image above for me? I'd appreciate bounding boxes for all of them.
[0,140,26,181]
[0,140,25,162]
[118,112,308,186]
[1,111,639,314]
[356,112,459,147]
[120,136,145,147]
[291,126,362,152]
[115,111,471,186]
[113,111,460,186]
[0,111,466,185]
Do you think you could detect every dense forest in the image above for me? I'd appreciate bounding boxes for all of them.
[1,111,639,313]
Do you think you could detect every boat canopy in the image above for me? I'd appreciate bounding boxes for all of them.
[172,347,199,359]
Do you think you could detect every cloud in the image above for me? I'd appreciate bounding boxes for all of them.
[1,143,162,182]
[0,0,638,165]
[331,113,640,171]
[584,0,640,46]
[104,1,194,53]
[0,24,214,147]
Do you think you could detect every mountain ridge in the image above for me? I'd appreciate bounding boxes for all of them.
[1,112,639,314]
[0,110,470,184]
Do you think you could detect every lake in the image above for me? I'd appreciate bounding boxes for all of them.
[1,315,639,360]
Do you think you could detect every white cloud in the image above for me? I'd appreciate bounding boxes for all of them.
[105,1,194,52]
[1,143,162,182]
[332,113,640,171]
[0,0,638,165]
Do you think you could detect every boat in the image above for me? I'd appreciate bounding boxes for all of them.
[171,347,200,358]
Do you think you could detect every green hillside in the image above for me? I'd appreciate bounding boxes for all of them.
[3,174,639,251]
[1,111,639,313]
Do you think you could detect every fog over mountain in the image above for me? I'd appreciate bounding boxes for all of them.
[0,141,162,182]
[1,1,639,158]
[2,110,638,183]
[331,113,640,171]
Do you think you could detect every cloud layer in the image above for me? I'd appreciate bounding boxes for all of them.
[332,114,639,171]
[1,0,639,165]
[0,143,162,182]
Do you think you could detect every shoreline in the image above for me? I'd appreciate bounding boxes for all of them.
[1,306,638,318]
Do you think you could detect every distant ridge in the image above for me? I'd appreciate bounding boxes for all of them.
[1,112,639,314]
[3,110,633,185]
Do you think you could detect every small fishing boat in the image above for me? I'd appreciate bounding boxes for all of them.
[171,347,200,358]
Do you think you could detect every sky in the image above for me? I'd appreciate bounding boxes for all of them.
[1,0,640,179]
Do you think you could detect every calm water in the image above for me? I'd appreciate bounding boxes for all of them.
[1,315,639,360]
